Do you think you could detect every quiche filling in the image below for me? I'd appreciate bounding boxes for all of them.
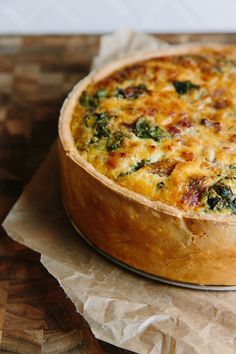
[71,50,236,215]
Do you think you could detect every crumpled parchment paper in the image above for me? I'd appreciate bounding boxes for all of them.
[3,30,236,354]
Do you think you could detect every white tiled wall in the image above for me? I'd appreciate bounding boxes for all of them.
[0,0,236,34]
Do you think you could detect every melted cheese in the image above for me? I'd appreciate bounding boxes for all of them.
[71,49,236,215]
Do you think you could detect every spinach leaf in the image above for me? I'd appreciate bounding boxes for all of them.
[86,112,111,143]
[227,198,236,214]
[84,113,97,127]
[206,181,236,214]
[207,196,221,210]
[106,132,123,152]
[119,159,149,177]
[133,159,147,172]
[94,112,111,139]
[80,88,108,109]
[213,183,233,201]
[135,119,150,138]
[173,81,200,95]
[80,92,98,109]
[134,118,168,142]
[95,122,110,138]
[96,88,107,99]
[229,164,236,170]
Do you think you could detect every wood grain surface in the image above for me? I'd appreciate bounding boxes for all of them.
[0,34,235,353]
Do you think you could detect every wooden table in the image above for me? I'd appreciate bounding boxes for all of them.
[0,34,235,353]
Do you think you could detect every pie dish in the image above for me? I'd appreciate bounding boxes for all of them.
[58,43,236,286]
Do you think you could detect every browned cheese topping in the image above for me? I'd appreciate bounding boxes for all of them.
[71,49,236,215]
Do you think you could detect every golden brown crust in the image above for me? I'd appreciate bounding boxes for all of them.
[59,43,236,285]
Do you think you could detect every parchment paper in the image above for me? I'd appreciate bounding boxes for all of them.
[3,31,236,354]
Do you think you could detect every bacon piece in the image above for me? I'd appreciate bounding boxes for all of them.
[122,84,147,99]
[201,118,221,132]
[214,99,230,109]
[168,126,181,135]
[178,117,193,128]
[230,134,236,143]
[181,177,207,207]
[210,87,231,109]
[168,115,192,135]
[150,159,178,177]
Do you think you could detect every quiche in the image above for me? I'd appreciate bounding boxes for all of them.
[59,44,236,286]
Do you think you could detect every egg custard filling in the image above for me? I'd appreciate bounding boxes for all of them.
[71,50,236,215]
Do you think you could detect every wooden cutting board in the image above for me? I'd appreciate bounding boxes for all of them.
[0,34,235,353]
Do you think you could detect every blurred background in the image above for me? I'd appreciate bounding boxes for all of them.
[0,0,236,34]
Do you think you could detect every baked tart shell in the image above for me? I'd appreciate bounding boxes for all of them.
[58,44,236,286]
